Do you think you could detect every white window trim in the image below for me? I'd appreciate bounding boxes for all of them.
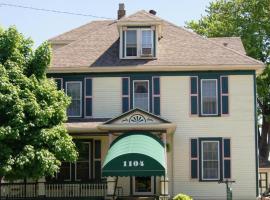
[65,81,82,117]
[200,79,218,116]
[201,140,220,181]
[140,28,154,57]
[124,28,154,59]
[132,176,154,195]
[132,80,150,112]
[75,142,92,181]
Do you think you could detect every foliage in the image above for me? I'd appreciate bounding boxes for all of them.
[173,193,193,200]
[186,0,270,162]
[0,26,77,180]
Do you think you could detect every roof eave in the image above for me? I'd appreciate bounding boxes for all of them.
[47,64,265,75]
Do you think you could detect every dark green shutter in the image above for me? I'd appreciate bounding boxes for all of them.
[153,77,160,115]
[54,78,62,90]
[85,78,92,117]
[223,138,231,179]
[190,138,198,179]
[122,77,130,113]
[94,140,101,179]
[221,76,229,115]
[190,77,198,115]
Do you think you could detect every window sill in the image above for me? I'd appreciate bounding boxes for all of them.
[121,56,157,60]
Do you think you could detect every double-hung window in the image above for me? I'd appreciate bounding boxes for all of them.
[201,79,218,115]
[133,80,149,111]
[124,28,154,58]
[201,141,220,180]
[66,82,82,117]
[126,30,137,57]
[141,30,153,56]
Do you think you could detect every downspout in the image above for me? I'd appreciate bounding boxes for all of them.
[171,133,174,196]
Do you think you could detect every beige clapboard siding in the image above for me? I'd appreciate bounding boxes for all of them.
[92,77,122,118]
[160,75,256,200]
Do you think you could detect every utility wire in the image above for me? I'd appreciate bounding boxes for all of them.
[0,2,114,19]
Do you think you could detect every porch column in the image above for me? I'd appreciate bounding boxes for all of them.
[161,133,169,196]
[106,133,117,198]
[37,177,45,197]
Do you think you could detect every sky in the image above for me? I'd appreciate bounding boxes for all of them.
[0,0,212,47]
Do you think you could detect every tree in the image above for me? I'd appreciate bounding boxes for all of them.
[0,26,77,180]
[186,0,270,162]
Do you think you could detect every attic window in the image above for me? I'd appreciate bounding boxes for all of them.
[123,28,154,58]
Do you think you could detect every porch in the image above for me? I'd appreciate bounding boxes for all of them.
[0,109,175,200]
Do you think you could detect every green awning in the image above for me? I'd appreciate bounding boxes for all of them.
[102,132,166,177]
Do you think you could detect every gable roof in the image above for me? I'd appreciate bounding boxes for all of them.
[49,10,264,72]
[118,10,163,22]
[209,37,246,55]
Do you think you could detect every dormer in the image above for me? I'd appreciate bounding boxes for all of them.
[117,4,163,59]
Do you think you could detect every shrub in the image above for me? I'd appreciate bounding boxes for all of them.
[173,193,193,200]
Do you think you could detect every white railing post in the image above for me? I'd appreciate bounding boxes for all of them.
[37,177,45,197]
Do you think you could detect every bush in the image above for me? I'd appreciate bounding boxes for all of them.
[173,193,193,200]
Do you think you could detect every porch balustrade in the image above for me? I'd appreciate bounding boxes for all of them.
[0,181,107,199]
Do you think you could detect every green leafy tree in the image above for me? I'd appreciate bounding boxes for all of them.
[0,26,77,180]
[186,0,270,162]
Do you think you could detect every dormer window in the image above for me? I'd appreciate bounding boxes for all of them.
[126,30,137,56]
[123,28,155,58]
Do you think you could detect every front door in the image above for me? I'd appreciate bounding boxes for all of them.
[133,176,154,195]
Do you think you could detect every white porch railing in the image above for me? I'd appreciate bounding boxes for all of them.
[0,183,37,198]
[45,182,107,197]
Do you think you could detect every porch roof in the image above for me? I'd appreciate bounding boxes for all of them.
[102,132,166,177]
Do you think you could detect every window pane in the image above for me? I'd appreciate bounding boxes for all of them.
[66,82,81,116]
[141,30,152,55]
[202,141,219,180]
[57,162,71,181]
[76,142,90,180]
[134,81,149,111]
[126,30,137,56]
[135,177,152,192]
[201,80,217,115]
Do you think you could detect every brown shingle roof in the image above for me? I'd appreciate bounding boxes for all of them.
[118,10,163,22]
[209,37,246,55]
[49,10,263,69]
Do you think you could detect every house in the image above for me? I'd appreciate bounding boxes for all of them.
[1,3,264,200]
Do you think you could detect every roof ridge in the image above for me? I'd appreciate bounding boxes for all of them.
[49,20,114,42]
[163,20,263,65]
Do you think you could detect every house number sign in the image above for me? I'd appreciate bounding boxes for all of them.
[123,160,144,167]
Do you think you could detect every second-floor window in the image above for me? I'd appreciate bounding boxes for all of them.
[133,80,149,111]
[66,82,82,117]
[201,79,218,115]
[124,28,153,58]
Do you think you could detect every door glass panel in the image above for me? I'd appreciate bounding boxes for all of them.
[135,177,152,193]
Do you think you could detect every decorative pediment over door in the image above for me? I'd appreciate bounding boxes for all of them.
[98,108,176,134]
[104,108,170,125]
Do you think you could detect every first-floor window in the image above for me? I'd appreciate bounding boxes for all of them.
[66,82,82,117]
[201,141,220,180]
[52,140,101,181]
[133,80,149,111]
[201,79,218,115]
